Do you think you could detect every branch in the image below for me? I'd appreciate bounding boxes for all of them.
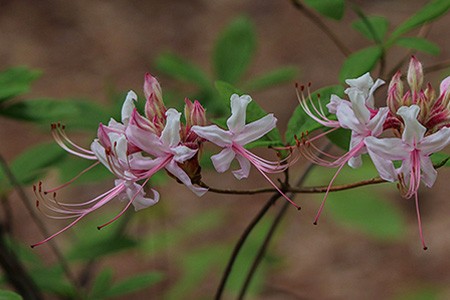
[200,176,387,196]
[0,154,78,288]
[291,0,351,57]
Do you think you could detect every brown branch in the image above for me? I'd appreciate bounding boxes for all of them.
[291,0,351,57]
[0,154,78,288]
[423,59,450,75]
[199,176,387,196]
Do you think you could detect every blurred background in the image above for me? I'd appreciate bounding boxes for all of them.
[0,0,450,299]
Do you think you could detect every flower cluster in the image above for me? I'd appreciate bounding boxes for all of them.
[32,74,297,247]
[298,56,450,249]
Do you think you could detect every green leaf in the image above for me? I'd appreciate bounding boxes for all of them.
[155,53,211,89]
[394,286,441,300]
[88,268,114,300]
[396,37,440,55]
[242,66,298,91]
[430,152,450,167]
[214,81,282,146]
[339,46,382,83]
[104,272,164,298]
[285,85,344,144]
[327,188,405,240]
[307,159,405,241]
[0,143,66,191]
[390,0,450,41]
[213,16,256,84]
[0,98,109,130]
[141,209,225,255]
[327,128,351,150]
[304,0,345,20]
[0,67,41,102]
[352,16,389,42]
[31,265,77,297]
[0,290,23,300]
[56,156,112,185]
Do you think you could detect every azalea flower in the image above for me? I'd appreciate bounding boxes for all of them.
[365,105,450,249]
[126,108,208,197]
[297,74,388,223]
[191,94,300,209]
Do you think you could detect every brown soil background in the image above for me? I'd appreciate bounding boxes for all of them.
[1,0,450,299]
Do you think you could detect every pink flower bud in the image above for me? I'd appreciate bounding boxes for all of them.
[184,98,206,127]
[387,71,403,114]
[143,73,166,121]
[407,56,424,92]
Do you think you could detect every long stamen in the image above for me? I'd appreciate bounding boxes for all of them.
[51,123,97,160]
[414,192,427,250]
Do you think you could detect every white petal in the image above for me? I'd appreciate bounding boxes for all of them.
[128,153,159,170]
[109,133,128,162]
[232,154,251,180]
[367,150,398,182]
[364,136,410,160]
[336,102,365,134]
[126,124,166,157]
[345,72,374,93]
[91,140,111,171]
[397,105,426,145]
[326,94,346,114]
[419,127,450,155]
[125,183,159,211]
[419,155,437,187]
[122,91,137,125]
[366,107,389,137]
[191,125,232,147]
[165,161,208,196]
[367,78,385,108]
[160,108,181,148]
[171,145,198,163]
[439,76,450,97]
[234,114,277,145]
[226,94,251,133]
[211,148,235,173]
[348,91,370,124]
[348,156,362,168]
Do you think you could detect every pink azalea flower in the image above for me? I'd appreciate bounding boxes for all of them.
[297,74,388,223]
[126,108,208,197]
[365,105,450,249]
[191,94,300,209]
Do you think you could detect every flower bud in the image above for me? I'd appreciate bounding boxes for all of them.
[387,71,403,114]
[184,98,206,127]
[143,73,166,121]
[407,56,424,92]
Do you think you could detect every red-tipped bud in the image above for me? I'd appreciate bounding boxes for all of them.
[387,71,403,114]
[143,73,162,103]
[407,56,424,92]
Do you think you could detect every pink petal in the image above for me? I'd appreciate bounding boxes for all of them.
[191,125,232,147]
[160,108,181,148]
[226,94,251,133]
[367,107,389,136]
[211,147,235,173]
[336,103,365,134]
[419,155,437,187]
[126,124,166,157]
[234,114,277,145]
[366,149,398,182]
[439,76,450,97]
[125,182,159,211]
[171,145,198,163]
[165,161,208,196]
[419,127,450,155]
[232,154,251,180]
[364,136,410,160]
[121,91,137,125]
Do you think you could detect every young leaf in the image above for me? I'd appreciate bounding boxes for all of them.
[242,66,298,92]
[0,290,23,300]
[154,52,211,89]
[396,37,440,55]
[213,16,256,84]
[339,46,382,83]
[103,272,164,298]
[0,98,109,130]
[303,0,345,20]
[0,143,66,190]
[352,16,389,42]
[285,85,344,144]
[0,67,41,102]
[327,127,351,150]
[389,0,450,41]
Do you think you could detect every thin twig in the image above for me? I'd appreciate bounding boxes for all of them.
[423,59,450,74]
[200,176,387,195]
[0,224,43,300]
[291,0,351,57]
[0,154,79,288]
